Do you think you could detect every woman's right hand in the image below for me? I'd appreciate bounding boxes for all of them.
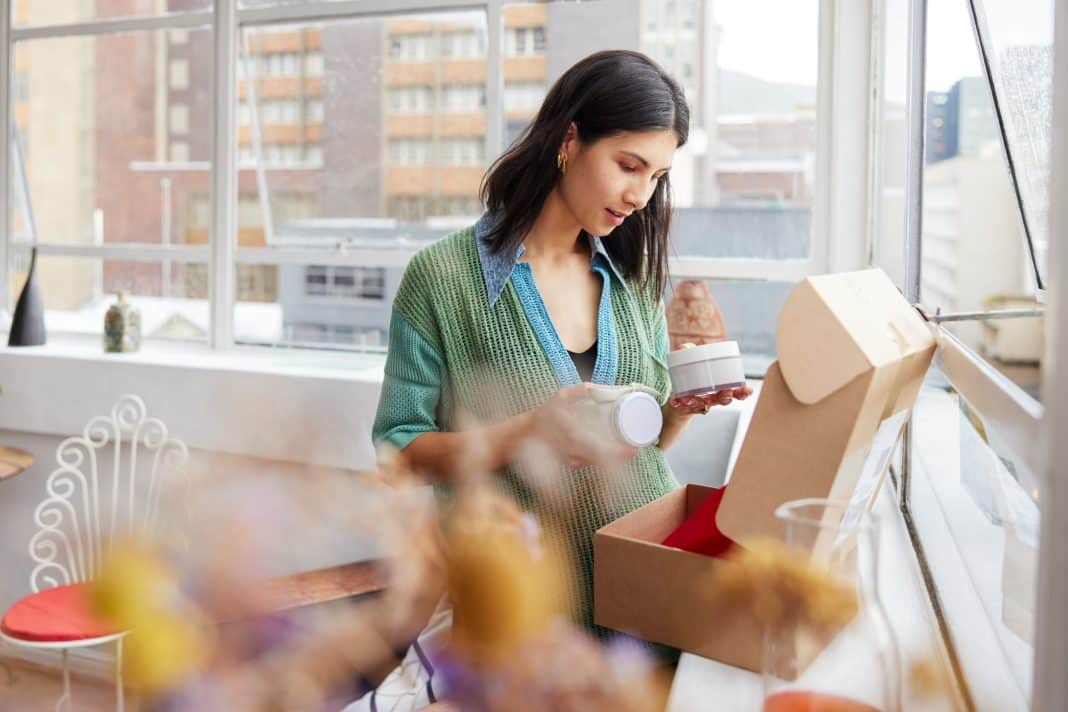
[526,384,638,469]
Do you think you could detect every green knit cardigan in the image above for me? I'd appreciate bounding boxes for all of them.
[373,222,679,631]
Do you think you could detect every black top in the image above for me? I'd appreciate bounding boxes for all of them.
[567,341,598,382]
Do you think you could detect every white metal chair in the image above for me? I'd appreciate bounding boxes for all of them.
[0,394,188,711]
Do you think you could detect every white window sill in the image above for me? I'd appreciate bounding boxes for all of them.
[0,334,388,469]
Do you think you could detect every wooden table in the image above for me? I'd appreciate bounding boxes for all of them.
[258,560,387,612]
[0,445,34,480]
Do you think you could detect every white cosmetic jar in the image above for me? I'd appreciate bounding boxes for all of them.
[667,341,745,397]
[583,384,664,448]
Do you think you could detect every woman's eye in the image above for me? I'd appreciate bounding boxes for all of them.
[621,164,637,173]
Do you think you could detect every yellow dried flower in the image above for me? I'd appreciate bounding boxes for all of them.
[907,654,955,700]
[445,485,567,663]
[90,541,178,628]
[709,537,858,632]
[90,540,211,695]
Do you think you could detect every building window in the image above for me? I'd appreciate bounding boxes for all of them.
[441,30,484,59]
[304,265,386,300]
[169,58,189,90]
[389,138,435,165]
[388,86,435,113]
[533,27,546,53]
[506,27,546,57]
[390,33,434,61]
[442,84,484,112]
[504,82,546,111]
[170,104,189,135]
[307,99,324,123]
[440,138,485,165]
[170,141,189,162]
[304,52,324,76]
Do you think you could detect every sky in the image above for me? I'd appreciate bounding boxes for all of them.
[712,0,1052,93]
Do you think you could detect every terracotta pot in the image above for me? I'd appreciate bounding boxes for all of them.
[666,279,727,350]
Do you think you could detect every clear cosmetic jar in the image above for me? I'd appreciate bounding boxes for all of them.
[667,341,745,397]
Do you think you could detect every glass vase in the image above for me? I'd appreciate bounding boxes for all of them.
[762,499,901,712]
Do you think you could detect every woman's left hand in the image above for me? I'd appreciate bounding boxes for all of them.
[669,386,752,415]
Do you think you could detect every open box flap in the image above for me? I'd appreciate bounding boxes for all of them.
[777,269,935,405]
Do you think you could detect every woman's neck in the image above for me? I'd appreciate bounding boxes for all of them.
[521,189,587,261]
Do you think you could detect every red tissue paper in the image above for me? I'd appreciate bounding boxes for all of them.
[660,486,735,558]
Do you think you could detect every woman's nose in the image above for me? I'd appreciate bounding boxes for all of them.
[623,189,643,212]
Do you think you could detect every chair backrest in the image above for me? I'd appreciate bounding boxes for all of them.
[29,394,188,592]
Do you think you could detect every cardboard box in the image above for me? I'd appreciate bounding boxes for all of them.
[593,483,764,671]
[594,268,936,664]
[717,268,936,543]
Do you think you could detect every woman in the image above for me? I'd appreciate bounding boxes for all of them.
[373,49,750,634]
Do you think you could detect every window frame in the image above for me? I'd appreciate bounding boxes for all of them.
[872,0,1057,706]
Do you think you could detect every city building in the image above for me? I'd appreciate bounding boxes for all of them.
[925,76,999,164]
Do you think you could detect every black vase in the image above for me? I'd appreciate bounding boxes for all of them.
[8,246,46,346]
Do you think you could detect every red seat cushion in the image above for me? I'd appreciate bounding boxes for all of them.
[1,583,120,642]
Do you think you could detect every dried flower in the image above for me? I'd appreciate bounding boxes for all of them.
[709,537,859,633]
[90,541,211,695]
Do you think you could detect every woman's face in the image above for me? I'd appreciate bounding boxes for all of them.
[558,125,678,238]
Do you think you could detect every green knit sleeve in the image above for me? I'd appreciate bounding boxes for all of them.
[372,309,445,451]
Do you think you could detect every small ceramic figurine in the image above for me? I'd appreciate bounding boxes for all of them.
[104,292,141,353]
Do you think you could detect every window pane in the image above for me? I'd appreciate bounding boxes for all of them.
[661,0,818,369]
[922,0,1043,398]
[973,0,1053,289]
[233,3,817,352]
[9,254,209,342]
[13,0,210,27]
[235,11,487,349]
[236,263,389,347]
[12,28,213,248]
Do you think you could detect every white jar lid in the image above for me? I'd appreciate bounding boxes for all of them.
[615,392,663,448]
[667,340,741,368]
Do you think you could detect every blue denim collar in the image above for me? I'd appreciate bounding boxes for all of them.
[473,211,630,307]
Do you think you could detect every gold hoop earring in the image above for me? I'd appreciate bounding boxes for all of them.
[556,152,567,176]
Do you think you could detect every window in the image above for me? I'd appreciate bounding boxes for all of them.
[170,104,190,135]
[654,0,820,361]
[169,58,190,90]
[5,0,824,358]
[506,27,546,57]
[504,82,546,111]
[170,142,190,162]
[390,33,435,61]
[388,86,435,113]
[441,30,485,59]
[919,0,1043,390]
[389,138,435,165]
[304,52,324,76]
[974,0,1053,288]
[868,0,1052,704]
[6,25,214,341]
[442,84,484,112]
[440,138,485,165]
[303,265,385,300]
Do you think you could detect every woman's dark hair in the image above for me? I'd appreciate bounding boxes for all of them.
[479,49,690,298]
